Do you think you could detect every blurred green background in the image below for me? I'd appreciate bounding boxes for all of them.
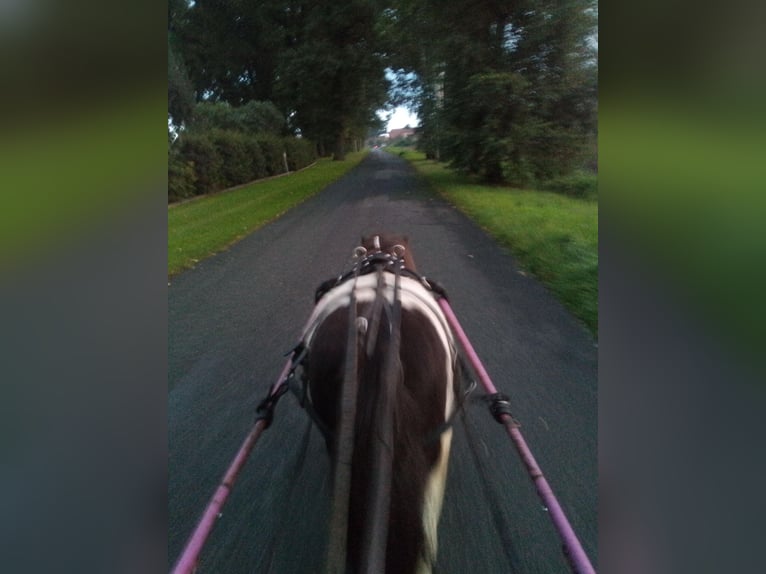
[0,1,764,573]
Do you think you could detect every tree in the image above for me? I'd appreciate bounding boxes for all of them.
[188,101,286,135]
[168,35,196,126]
[172,0,389,160]
[173,0,286,104]
[381,0,597,183]
[275,0,389,159]
[169,0,597,176]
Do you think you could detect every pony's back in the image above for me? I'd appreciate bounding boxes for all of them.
[304,243,457,574]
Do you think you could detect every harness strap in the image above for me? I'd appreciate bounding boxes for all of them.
[325,266,362,574]
[359,255,403,574]
[314,251,440,304]
[286,360,334,445]
[423,375,477,446]
[364,265,388,358]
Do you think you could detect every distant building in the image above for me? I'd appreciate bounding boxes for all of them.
[388,127,417,140]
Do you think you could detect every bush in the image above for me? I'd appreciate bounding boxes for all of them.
[283,138,316,171]
[256,135,286,176]
[243,137,266,181]
[177,132,224,195]
[169,129,317,201]
[209,130,251,188]
[168,148,197,202]
[190,100,286,136]
[237,101,286,135]
[542,171,598,199]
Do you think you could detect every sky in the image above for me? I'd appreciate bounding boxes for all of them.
[381,106,419,132]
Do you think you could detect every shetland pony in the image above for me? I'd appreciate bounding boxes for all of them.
[299,234,458,574]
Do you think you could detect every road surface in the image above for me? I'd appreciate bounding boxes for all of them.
[169,150,597,573]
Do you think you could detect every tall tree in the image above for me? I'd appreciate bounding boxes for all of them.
[174,0,286,104]
[172,0,388,159]
[169,0,596,173]
[168,35,196,126]
[275,0,389,158]
[381,0,597,183]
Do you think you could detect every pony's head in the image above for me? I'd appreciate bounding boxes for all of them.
[360,233,417,271]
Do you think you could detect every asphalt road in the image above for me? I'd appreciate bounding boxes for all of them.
[169,150,597,573]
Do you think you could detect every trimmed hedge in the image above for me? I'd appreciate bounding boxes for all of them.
[168,130,317,202]
[284,137,316,171]
[209,129,250,188]
[168,147,197,201]
[256,135,285,176]
[177,132,224,196]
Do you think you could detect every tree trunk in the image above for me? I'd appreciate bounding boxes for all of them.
[333,132,346,161]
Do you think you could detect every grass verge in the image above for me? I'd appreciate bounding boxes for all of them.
[168,151,368,276]
[399,150,598,337]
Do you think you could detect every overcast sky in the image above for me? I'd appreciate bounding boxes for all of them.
[382,106,419,131]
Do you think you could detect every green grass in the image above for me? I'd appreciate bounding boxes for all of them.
[168,151,368,275]
[399,150,598,336]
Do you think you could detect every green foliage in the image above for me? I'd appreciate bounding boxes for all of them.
[243,138,266,181]
[173,0,283,104]
[170,0,597,182]
[271,1,389,158]
[386,0,597,184]
[189,101,285,135]
[168,147,197,202]
[188,102,240,132]
[237,101,286,135]
[177,132,224,195]
[254,135,285,176]
[446,72,529,183]
[169,130,317,201]
[209,130,252,188]
[168,35,195,125]
[283,138,317,171]
[169,97,297,199]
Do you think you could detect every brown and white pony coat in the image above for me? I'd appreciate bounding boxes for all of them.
[299,235,458,574]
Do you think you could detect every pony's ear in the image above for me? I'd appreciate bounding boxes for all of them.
[402,234,410,245]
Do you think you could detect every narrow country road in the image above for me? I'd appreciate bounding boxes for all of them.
[169,150,597,573]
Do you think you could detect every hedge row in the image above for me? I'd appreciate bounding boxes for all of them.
[169,129,316,202]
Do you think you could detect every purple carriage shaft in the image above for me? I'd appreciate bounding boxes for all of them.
[438,298,597,574]
[171,359,294,574]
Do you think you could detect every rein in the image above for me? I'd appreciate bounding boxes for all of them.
[324,255,363,574]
